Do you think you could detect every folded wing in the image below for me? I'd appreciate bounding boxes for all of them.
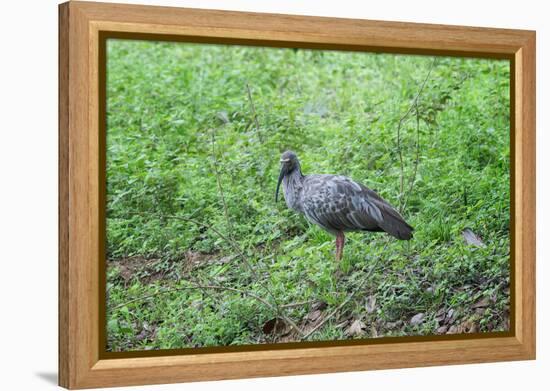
[302,175,413,240]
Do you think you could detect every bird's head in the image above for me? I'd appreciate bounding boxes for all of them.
[276,150,300,202]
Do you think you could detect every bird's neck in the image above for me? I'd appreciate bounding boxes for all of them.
[283,167,304,212]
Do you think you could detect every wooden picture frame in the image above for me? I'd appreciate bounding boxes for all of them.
[59,1,536,388]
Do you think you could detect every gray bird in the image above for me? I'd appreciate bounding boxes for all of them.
[275,150,413,261]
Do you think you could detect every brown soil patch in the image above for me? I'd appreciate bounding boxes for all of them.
[108,251,236,285]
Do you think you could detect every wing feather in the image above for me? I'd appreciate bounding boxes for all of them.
[302,174,413,239]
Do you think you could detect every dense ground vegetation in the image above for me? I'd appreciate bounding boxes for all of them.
[105,40,510,351]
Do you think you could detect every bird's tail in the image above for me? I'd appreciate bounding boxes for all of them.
[378,206,414,240]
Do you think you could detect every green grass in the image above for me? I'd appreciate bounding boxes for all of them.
[105,39,510,351]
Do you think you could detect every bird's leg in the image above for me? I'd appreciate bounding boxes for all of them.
[335,232,345,261]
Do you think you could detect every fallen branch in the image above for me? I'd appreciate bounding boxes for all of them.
[128,211,255,276]
[281,300,317,309]
[301,256,382,340]
[122,211,284,324]
[111,282,304,337]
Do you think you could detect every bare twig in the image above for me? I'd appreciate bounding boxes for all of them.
[281,300,318,309]
[124,211,285,322]
[396,59,436,212]
[246,82,263,142]
[401,102,422,211]
[111,282,304,336]
[397,118,407,205]
[128,211,255,276]
[301,256,382,340]
[210,129,234,234]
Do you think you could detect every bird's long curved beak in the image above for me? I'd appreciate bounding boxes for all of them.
[275,167,285,202]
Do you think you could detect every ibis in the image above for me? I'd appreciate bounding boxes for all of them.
[275,150,413,261]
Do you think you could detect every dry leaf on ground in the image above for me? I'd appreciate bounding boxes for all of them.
[365,295,377,314]
[410,313,425,326]
[346,319,366,337]
[462,228,486,247]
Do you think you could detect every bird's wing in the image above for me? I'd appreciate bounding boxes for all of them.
[362,184,414,239]
[301,175,384,233]
[302,175,413,239]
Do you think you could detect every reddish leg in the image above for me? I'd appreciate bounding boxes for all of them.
[335,232,345,261]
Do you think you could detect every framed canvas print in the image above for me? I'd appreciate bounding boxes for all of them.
[58,1,536,389]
